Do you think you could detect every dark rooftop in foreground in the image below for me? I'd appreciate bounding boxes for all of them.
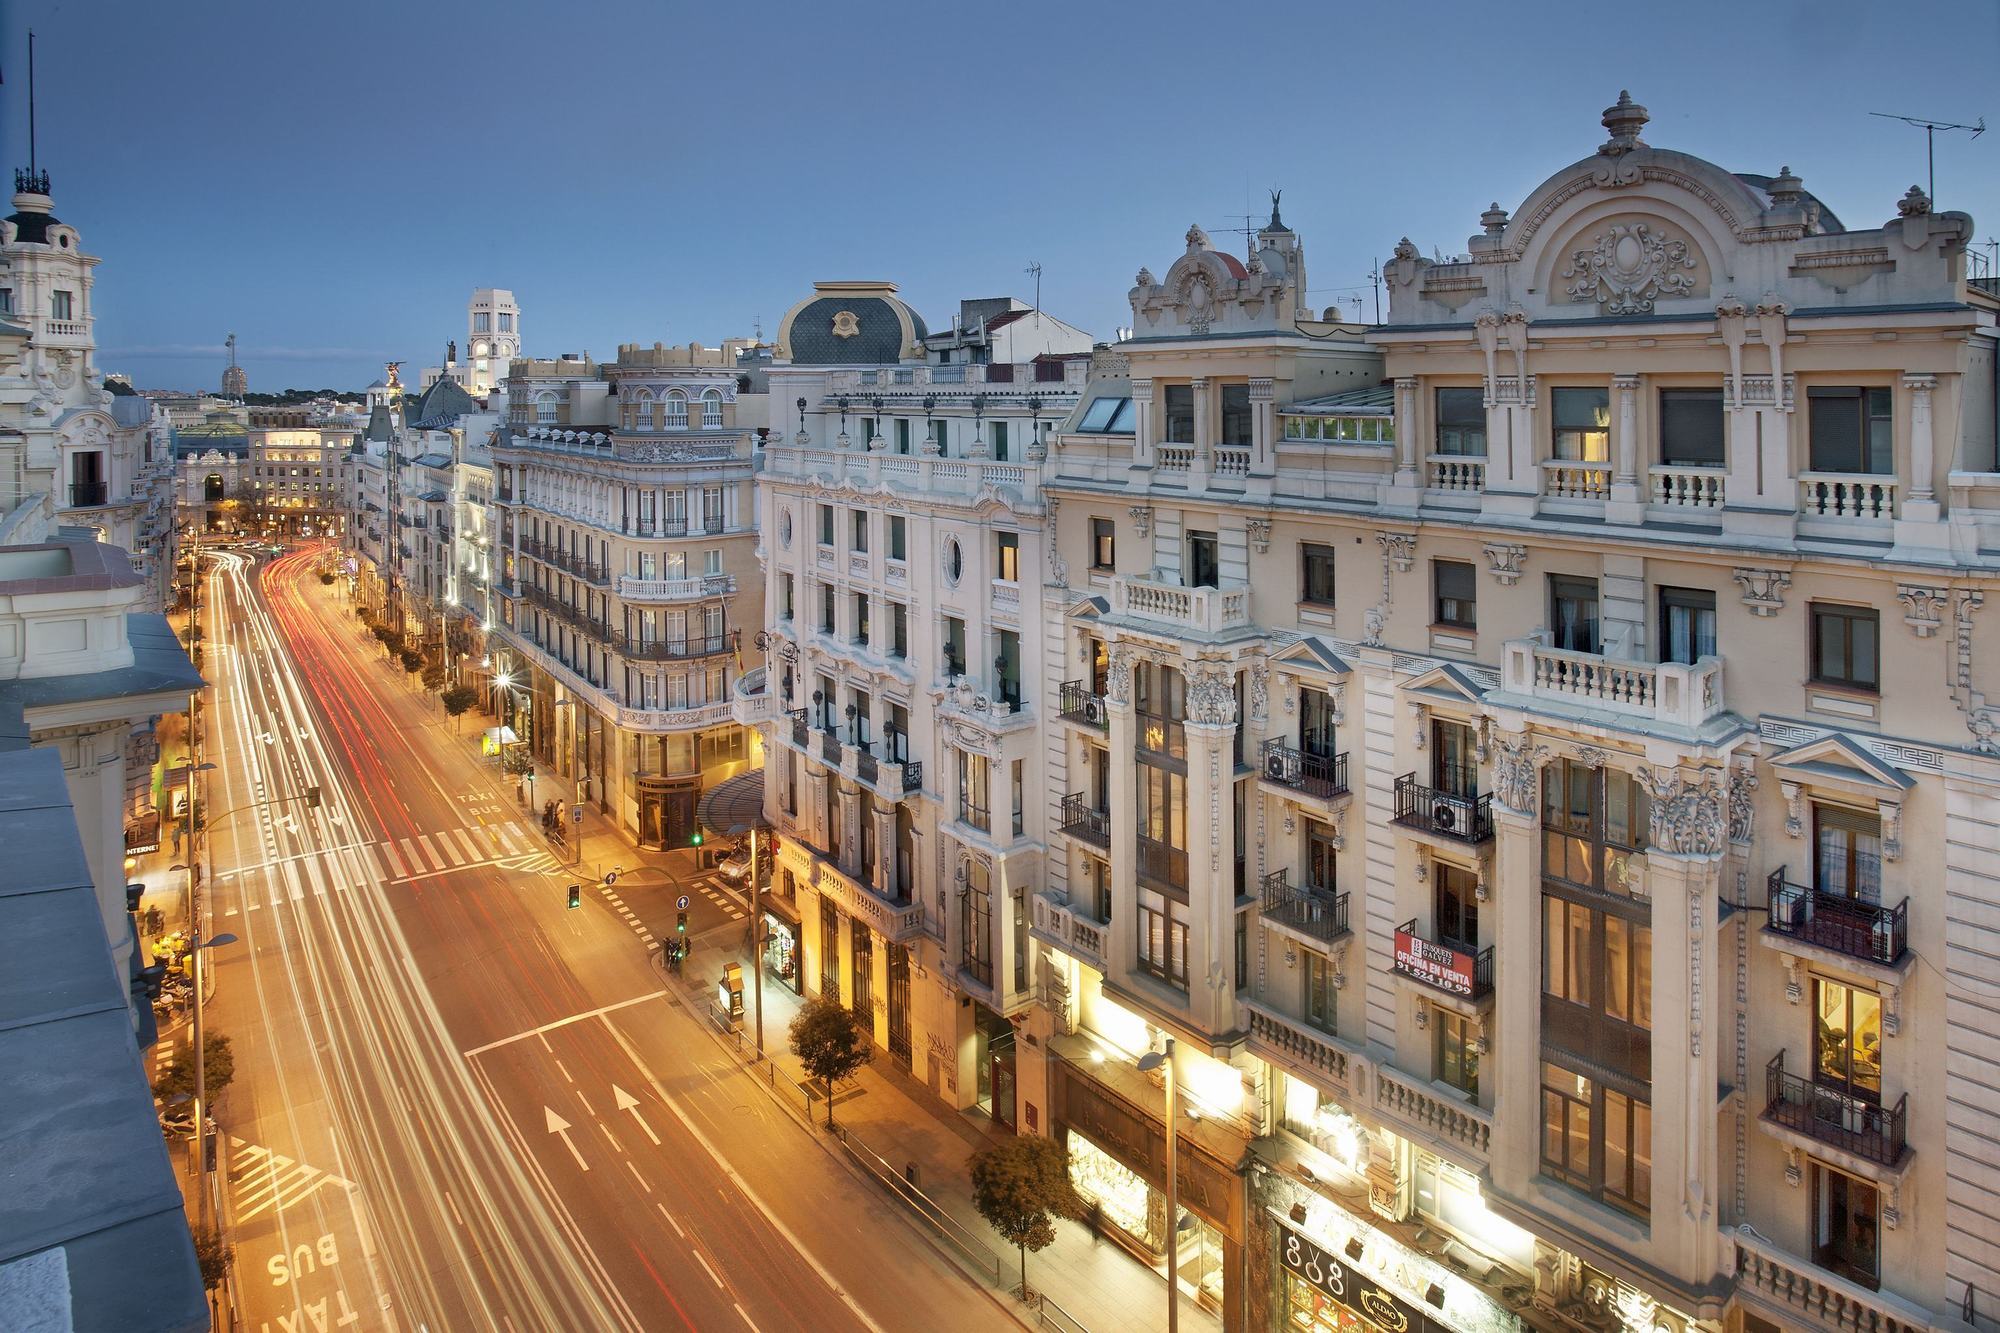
[0,746,208,1333]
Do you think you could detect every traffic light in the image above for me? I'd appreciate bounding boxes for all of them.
[567,883,582,910]
[676,910,687,935]
[690,828,704,848]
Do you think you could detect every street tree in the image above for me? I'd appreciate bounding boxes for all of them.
[189,1224,234,1290]
[153,1031,235,1104]
[421,664,447,693]
[787,996,870,1129]
[400,648,424,675]
[969,1134,1087,1300]
[318,571,335,586]
[441,684,478,730]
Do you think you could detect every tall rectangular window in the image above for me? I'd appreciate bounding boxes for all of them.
[1811,603,1879,691]
[1303,952,1337,1033]
[1814,804,1882,904]
[1549,575,1600,654]
[1434,559,1476,627]
[1164,385,1196,444]
[1435,388,1486,456]
[1186,531,1219,589]
[889,515,906,560]
[851,510,868,552]
[1813,977,1883,1103]
[50,290,74,321]
[1090,518,1115,570]
[1658,388,1725,467]
[1220,384,1252,446]
[889,602,908,658]
[990,420,1009,460]
[1435,1011,1478,1096]
[931,419,949,454]
[1658,587,1716,664]
[701,486,724,532]
[1811,1164,1880,1289]
[817,504,834,546]
[1808,388,1894,475]
[995,531,1020,582]
[1552,387,1611,462]
[943,616,966,676]
[1300,543,1337,606]
[895,419,912,454]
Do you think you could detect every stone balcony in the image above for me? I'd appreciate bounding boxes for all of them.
[731,666,772,728]
[1244,1001,1363,1104]
[801,847,926,944]
[617,573,737,603]
[1029,891,1106,972]
[1499,634,1725,731]
[1732,1225,1935,1333]
[1107,574,1251,637]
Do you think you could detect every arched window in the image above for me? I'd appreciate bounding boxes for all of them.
[664,391,688,428]
[701,388,723,427]
[630,387,654,431]
[535,391,558,424]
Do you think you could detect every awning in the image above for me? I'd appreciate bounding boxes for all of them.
[695,769,766,838]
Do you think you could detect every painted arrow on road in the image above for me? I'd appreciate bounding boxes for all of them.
[612,1085,660,1146]
[545,1105,589,1170]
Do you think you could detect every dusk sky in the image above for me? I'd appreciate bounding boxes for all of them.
[4,0,1994,392]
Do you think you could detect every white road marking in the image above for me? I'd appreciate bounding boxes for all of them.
[544,1106,588,1172]
[734,1302,761,1333]
[613,1085,661,1145]
[695,1251,722,1289]
[655,1203,684,1238]
[460,991,669,1057]
[417,833,447,870]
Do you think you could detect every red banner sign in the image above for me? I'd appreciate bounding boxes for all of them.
[1394,928,1474,996]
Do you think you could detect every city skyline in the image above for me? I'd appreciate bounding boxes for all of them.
[2,0,1993,391]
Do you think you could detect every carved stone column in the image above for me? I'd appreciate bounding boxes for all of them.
[1607,373,1645,525]
[1638,765,1728,1286]
[1248,378,1277,485]
[1487,730,1546,1197]
[839,783,862,879]
[872,804,898,899]
[1183,664,1240,1035]
[1903,372,1940,515]
[1393,377,1420,482]
[1104,645,1140,991]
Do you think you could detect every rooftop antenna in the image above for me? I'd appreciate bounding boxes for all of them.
[1024,261,1043,315]
[28,30,37,177]
[226,333,238,370]
[1368,260,1382,324]
[752,314,764,343]
[1868,110,1985,202]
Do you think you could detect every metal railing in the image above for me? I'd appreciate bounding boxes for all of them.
[787,707,809,749]
[1058,793,1110,848]
[819,730,843,766]
[1392,918,1494,999]
[1766,870,1908,966]
[1259,740,1349,799]
[901,759,923,794]
[1261,869,1349,942]
[1393,774,1493,842]
[616,633,732,662]
[1763,1052,1907,1166]
[1135,835,1188,892]
[1057,680,1107,729]
[67,480,109,507]
[835,1127,1003,1288]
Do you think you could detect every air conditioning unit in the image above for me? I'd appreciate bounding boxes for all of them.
[1267,749,1291,782]
[1082,696,1104,726]
[1432,800,1464,836]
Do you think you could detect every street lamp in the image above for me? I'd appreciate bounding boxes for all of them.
[1137,1038,1186,1333]
[161,925,237,1230]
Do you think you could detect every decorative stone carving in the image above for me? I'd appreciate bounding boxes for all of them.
[1638,767,1725,857]
[1185,667,1237,727]
[1246,519,1271,555]
[1897,584,1948,638]
[1105,645,1135,706]
[1363,605,1386,648]
[1779,780,1803,838]
[1248,662,1269,725]
[1784,1150,1802,1188]
[1572,744,1609,771]
[1413,1001,1429,1030]
[1879,799,1902,862]
[1414,859,1428,883]
[1950,589,1997,753]
[1562,223,1698,315]
[1881,982,1900,1038]
[1281,809,1296,836]
[1483,543,1527,586]
[1410,703,1428,750]
[1128,506,1152,539]
[1491,731,1547,816]
[1780,954,1802,1004]
[1727,760,1757,845]
[1377,531,1416,574]
[1733,568,1791,618]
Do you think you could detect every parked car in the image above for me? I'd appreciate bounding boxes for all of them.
[717,839,772,882]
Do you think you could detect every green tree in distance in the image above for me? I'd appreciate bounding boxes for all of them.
[787,995,870,1129]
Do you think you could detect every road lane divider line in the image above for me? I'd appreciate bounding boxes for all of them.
[655,1204,684,1238]
[460,991,670,1057]
[623,1160,652,1194]
[694,1252,723,1290]
[598,1018,888,1333]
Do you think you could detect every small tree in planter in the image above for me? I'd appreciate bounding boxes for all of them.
[969,1135,1088,1302]
[153,1031,235,1104]
[787,995,871,1129]
[400,648,424,676]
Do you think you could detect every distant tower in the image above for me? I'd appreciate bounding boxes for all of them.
[465,289,519,395]
[221,333,247,397]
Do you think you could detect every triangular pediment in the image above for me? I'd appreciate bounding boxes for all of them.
[1270,636,1350,678]
[1401,661,1486,705]
[1064,593,1109,621]
[1769,733,1914,795]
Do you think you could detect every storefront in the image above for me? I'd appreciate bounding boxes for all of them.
[1050,1050,1247,1330]
[764,910,799,993]
[1275,1218,1471,1333]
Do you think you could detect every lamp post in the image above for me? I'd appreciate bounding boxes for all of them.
[183,929,236,1229]
[1137,1038,1181,1333]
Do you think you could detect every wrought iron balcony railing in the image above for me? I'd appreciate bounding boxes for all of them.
[1393,774,1493,843]
[1260,740,1349,800]
[1763,1052,1908,1167]
[1260,869,1350,943]
[1058,793,1110,849]
[1766,870,1908,967]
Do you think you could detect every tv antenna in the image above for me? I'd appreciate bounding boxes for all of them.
[1868,111,1985,202]
[226,333,238,369]
[1024,261,1042,312]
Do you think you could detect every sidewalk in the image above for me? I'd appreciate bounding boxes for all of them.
[665,909,1221,1333]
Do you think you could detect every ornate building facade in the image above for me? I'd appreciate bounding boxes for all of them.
[1016,95,1998,1333]
[748,281,1092,1121]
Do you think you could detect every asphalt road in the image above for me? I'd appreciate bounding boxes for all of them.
[197,545,1012,1333]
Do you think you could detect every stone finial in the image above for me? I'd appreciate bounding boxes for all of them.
[1898,185,1932,217]
[1768,165,1804,208]
[1599,89,1650,156]
[1135,266,1155,288]
[1185,223,1211,252]
[1393,236,1419,262]
[1479,202,1510,237]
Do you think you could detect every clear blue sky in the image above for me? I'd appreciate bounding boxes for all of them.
[5,0,1995,392]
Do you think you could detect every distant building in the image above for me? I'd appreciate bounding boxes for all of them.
[423,288,520,397]
[220,333,247,398]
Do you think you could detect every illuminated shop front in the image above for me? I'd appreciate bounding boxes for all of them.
[1050,1047,1248,1330]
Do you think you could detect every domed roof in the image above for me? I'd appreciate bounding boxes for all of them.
[775,282,928,365]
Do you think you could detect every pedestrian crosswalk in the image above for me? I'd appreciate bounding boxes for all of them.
[227,1136,355,1222]
[691,873,746,921]
[220,821,563,914]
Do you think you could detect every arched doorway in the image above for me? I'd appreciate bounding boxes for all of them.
[203,474,224,503]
